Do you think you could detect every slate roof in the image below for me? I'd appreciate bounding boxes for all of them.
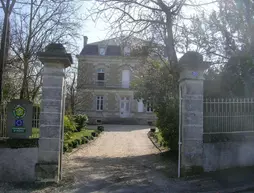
[80,45,98,55]
[79,36,160,57]
[105,45,121,56]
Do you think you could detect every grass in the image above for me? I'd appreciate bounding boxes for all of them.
[31,128,40,138]
[64,129,95,142]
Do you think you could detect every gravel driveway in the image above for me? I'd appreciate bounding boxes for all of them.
[2,125,253,193]
[0,125,178,193]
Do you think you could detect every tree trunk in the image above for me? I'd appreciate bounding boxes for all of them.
[20,60,29,99]
[166,12,178,67]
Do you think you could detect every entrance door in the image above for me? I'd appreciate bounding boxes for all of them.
[120,97,130,118]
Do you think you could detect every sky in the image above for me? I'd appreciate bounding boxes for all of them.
[77,1,109,50]
[0,0,218,56]
[77,0,218,53]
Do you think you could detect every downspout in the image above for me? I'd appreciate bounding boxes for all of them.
[60,78,66,180]
[178,85,182,178]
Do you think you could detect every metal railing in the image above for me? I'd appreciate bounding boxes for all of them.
[0,105,40,139]
[204,98,254,133]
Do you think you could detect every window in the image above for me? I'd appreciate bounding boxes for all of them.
[122,70,130,88]
[96,96,104,111]
[97,68,105,86]
[124,46,130,56]
[99,47,106,55]
[147,102,153,112]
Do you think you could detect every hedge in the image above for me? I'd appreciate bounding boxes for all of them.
[63,129,101,153]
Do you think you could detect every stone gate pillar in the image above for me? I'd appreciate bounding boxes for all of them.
[35,43,72,182]
[179,52,210,176]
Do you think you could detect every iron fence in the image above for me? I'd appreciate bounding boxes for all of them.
[0,105,40,139]
[204,98,254,133]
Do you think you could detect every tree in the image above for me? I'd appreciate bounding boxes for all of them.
[0,0,16,104]
[185,0,254,97]
[4,0,81,102]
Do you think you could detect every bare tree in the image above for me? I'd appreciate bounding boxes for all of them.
[6,0,81,102]
[0,0,16,104]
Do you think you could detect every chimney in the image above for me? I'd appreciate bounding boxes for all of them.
[83,36,88,47]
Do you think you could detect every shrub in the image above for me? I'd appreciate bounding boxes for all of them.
[74,114,89,132]
[97,125,104,132]
[72,140,78,148]
[76,139,81,145]
[81,137,88,144]
[156,97,179,153]
[64,131,72,140]
[64,115,77,134]
[150,128,156,132]
[91,132,97,137]
[63,144,68,152]
[67,142,73,152]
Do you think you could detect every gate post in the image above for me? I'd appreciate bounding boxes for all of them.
[35,43,72,182]
[179,52,210,176]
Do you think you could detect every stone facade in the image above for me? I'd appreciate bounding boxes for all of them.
[76,37,157,125]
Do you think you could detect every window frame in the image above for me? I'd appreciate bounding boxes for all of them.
[96,96,104,111]
[99,47,106,56]
[96,68,105,86]
[146,102,153,113]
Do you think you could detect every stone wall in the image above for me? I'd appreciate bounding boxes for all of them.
[203,133,254,172]
[0,148,38,181]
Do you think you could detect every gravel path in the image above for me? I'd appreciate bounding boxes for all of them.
[0,125,179,193]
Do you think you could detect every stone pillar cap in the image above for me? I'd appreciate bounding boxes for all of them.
[37,43,73,68]
[179,51,211,71]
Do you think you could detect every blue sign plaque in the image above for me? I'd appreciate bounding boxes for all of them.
[15,119,24,127]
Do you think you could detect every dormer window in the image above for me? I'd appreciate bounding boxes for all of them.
[99,47,106,56]
[124,46,131,56]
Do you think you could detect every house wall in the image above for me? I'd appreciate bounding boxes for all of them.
[108,63,119,85]
[76,89,157,125]
[76,55,157,125]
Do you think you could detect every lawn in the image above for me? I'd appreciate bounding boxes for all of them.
[64,129,95,142]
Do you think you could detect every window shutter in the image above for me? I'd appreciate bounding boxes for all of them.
[137,100,144,112]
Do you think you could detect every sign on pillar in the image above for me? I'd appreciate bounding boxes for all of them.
[7,99,33,138]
